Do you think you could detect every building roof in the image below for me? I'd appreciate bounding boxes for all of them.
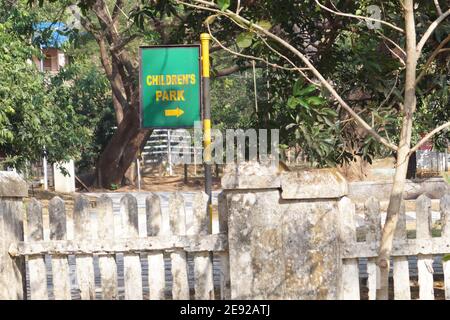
[33,22,69,48]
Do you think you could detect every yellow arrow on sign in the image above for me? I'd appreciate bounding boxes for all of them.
[164,107,184,117]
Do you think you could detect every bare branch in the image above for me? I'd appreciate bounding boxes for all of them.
[434,0,443,16]
[416,9,450,55]
[377,31,406,57]
[223,10,398,150]
[183,0,399,151]
[255,33,316,85]
[384,43,406,66]
[214,63,258,77]
[236,0,242,14]
[409,122,450,155]
[379,72,400,109]
[205,21,310,73]
[416,34,450,85]
[314,0,404,33]
[112,0,124,21]
[207,10,317,84]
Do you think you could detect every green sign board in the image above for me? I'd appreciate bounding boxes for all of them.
[139,45,201,128]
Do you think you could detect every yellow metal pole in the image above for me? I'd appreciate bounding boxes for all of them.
[200,33,214,232]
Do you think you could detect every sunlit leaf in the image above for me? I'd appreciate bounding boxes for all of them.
[217,0,230,11]
[236,32,253,48]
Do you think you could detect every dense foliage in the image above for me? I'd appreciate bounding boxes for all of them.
[4,0,449,174]
[0,2,115,172]
[176,0,449,165]
[0,7,86,169]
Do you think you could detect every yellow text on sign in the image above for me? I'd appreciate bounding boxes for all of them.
[156,90,185,101]
[146,74,196,86]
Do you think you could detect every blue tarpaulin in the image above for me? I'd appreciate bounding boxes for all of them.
[33,22,69,48]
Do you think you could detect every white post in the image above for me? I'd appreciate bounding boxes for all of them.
[136,158,141,191]
[194,147,197,176]
[445,140,448,172]
[53,160,75,193]
[168,130,173,176]
[43,155,48,191]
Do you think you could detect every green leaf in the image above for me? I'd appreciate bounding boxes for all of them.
[297,98,310,109]
[443,254,450,262]
[287,97,299,109]
[217,0,230,11]
[293,79,305,96]
[306,96,326,106]
[322,108,338,117]
[296,85,317,96]
[236,32,253,48]
[257,20,272,30]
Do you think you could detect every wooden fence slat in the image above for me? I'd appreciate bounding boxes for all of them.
[338,197,360,300]
[416,195,434,300]
[146,193,166,300]
[440,193,450,300]
[393,201,411,300]
[27,198,48,299]
[217,192,231,300]
[97,195,118,300]
[169,192,190,300]
[48,197,71,300]
[73,194,96,300]
[191,192,214,300]
[0,199,26,300]
[365,197,381,300]
[120,194,143,300]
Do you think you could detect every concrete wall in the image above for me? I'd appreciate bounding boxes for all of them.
[221,162,347,299]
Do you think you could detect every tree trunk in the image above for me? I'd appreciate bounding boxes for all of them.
[376,0,417,300]
[97,109,151,188]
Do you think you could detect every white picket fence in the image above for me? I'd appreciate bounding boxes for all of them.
[340,194,450,300]
[3,189,450,300]
[8,192,230,300]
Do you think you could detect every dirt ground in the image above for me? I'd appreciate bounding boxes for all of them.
[77,164,222,193]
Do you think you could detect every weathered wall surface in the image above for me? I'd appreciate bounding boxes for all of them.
[221,163,346,300]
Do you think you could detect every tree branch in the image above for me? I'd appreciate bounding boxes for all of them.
[111,34,139,52]
[314,0,404,33]
[416,9,450,55]
[221,8,398,151]
[416,33,450,85]
[409,122,450,155]
[204,20,310,73]
[434,0,443,16]
[112,0,124,22]
[181,0,401,151]
[214,62,263,78]
[182,0,399,151]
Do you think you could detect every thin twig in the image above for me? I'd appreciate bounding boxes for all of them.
[377,31,406,57]
[314,0,404,33]
[416,34,450,85]
[379,72,400,109]
[416,9,450,55]
[409,122,450,155]
[236,0,241,14]
[205,20,309,73]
